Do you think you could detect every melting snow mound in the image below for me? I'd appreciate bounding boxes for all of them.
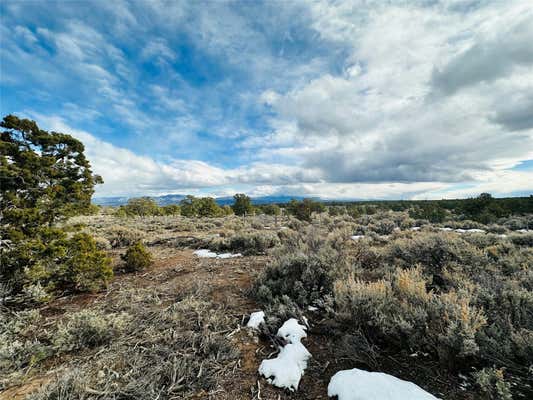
[193,249,242,259]
[327,369,439,400]
[258,342,311,391]
[277,318,307,344]
[246,311,265,329]
[258,318,311,391]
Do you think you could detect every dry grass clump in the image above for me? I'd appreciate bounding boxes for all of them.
[26,289,239,400]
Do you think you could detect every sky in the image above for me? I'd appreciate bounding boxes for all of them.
[1,0,532,200]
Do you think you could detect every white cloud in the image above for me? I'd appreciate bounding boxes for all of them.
[259,0,533,187]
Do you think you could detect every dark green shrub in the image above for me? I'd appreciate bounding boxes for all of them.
[23,232,112,294]
[121,242,153,272]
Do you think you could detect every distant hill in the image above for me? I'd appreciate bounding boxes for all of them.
[93,194,314,207]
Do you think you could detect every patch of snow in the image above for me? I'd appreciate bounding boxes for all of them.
[327,368,439,400]
[259,318,311,391]
[217,252,242,259]
[277,318,307,344]
[246,311,265,329]
[307,305,318,311]
[517,229,532,233]
[498,234,508,238]
[193,249,218,258]
[351,235,364,240]
[194,249,242,259]
[410,226,421,231]
[438,227,453,231]
[455,228,466,233]
[258,342,311,391]
[465,229,486,233]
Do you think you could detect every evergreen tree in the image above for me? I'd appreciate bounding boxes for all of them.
[1,115,110,297]
[232,193,253,216]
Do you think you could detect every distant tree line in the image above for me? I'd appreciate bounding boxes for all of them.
[111,193,532,224]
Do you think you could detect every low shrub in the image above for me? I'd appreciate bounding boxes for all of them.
[54,309,130,352]
[228,231,280,255]
[0,309,48,388]
[473,368,512,400]
[509,232,533,246]
[334,267,487,366]
[121,242,153,272]
[105,225,146,248]
[382,233,486,274]
[24,232,112,294]
[254,230,345,308]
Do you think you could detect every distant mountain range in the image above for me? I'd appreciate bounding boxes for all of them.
[92,194,314,207]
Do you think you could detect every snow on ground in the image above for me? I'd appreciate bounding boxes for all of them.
[455,228,486,234]
[438,227,453,231]
[327,369,439,400]
[259,318,311,391]
[410,226,421,231]
[351,235,364,240]
[246,311,265,329]
[259,342,311,391]
[193,249,242,259]
[277,318,307,343]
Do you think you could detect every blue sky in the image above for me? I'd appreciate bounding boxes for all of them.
[1,0,532,199]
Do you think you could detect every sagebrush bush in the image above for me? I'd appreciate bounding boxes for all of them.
[0,310,48,389]
[509,232,533,246]
[254,229,345,307]
[382,233,486,274]
[473,368,512,400]
[202,230,281,255]
[54,309,130,352]
[105,225,146,248]
[334,267,487,365]
[121,242,153,272]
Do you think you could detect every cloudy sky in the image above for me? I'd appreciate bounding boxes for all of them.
[1,0,532,199]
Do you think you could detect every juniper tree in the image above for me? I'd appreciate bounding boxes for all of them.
[0,115,110,297]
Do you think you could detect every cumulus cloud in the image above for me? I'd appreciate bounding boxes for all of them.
[259,0,533,188]
[431,5,533,95]
[33,116,322,196]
